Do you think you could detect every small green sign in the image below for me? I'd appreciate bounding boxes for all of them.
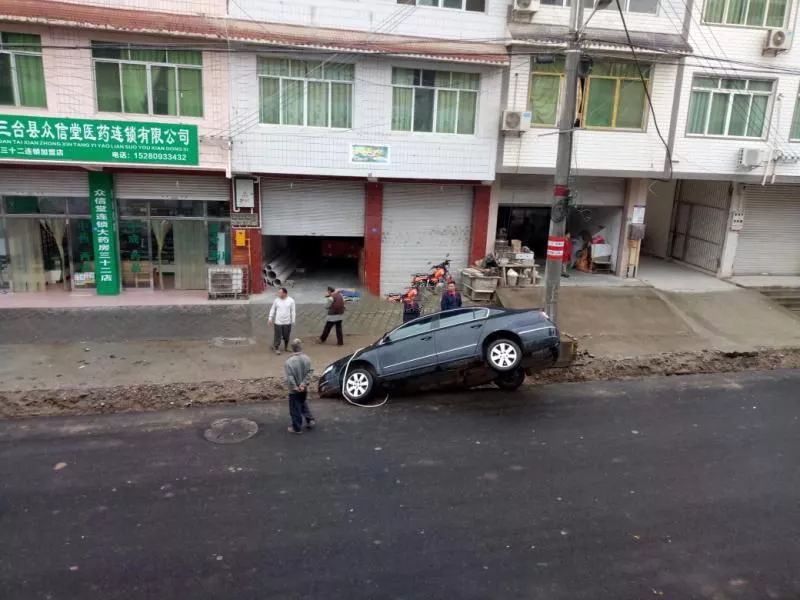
[0,114,198,166]
[88,172,121,295]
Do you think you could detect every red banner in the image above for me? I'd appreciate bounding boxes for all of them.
[547,236,566,260]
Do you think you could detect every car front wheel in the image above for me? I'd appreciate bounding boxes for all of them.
[486,338,522,372]
[342,368,374,402]
[494,368,525,391]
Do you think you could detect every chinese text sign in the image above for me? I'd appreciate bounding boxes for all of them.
[89,172,121,295]
[0,114,199,166]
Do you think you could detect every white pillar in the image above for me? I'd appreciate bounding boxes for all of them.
[718,183,744,278]
[617,178,648,277]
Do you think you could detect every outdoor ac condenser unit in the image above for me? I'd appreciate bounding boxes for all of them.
[514,0,540,11]
[763,28,792,54]
[502,110,532,132]
[738,147,766,170]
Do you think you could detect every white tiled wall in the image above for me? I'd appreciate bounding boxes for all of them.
[230,53,503,180]
[0,24,230,170]
[672,0,800,180]
[500,53,676,174]
[53,0,226,15]
[529,0,689,35]
[227,0,511,40]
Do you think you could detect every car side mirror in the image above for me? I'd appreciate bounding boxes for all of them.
[380,332,391,345]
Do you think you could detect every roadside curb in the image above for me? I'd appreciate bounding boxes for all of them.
[2,347,799,419]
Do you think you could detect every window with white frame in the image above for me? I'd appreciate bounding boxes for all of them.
[0,32,46,108]
[258,58,354,128]
[92,42,203,117]
[391,68,479,134]
[789,86,800,140]
[686,76,774,138]
[540,0,657,14]
[703,0,787,27]
[396,0,486,12]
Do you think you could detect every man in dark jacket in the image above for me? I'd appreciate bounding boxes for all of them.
[440,281,463,311]
[402,294,422,323]
[319,286,345,345]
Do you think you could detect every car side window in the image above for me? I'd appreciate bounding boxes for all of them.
[387,316,434,343]
[438,309,479,329]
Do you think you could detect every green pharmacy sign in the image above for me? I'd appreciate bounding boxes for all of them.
[88,172,121,295]
[0,114,199,166]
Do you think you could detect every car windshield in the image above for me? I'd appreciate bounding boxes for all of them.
[386,316,433,343]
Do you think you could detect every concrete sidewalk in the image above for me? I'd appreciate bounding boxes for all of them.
[497,285,800,357]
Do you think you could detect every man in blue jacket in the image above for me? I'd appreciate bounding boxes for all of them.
[440,281,463,311]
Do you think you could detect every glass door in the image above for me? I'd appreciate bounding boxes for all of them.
[119,220,152,289]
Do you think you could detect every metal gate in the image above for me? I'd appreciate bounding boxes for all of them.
[115,173,230,201]
[733,184,800,275]
[671,180,731,273]
[0,168,89,196]
[380,184,473,296]
[260,180,365,237]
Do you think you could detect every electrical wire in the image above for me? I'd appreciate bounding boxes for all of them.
[340,348,389,408]
[612,0,674,180]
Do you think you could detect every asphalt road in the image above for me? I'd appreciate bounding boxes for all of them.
[1,370,799,600]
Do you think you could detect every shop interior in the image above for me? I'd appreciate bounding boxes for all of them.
[0,195,232,294]
[117,198,231,291]
[262,234,363,303]
[496,204,622,274]
[0,196,96,294]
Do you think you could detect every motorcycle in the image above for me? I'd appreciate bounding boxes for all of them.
[410,256,453,295]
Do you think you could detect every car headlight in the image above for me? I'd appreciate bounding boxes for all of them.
[322,365,334,377]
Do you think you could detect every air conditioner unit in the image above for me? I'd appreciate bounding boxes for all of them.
[763,28,792,54]
[738,147,766,170]
[514,0,540,11]
[502,110,532,132]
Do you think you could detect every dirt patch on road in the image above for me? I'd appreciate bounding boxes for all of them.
[529,347,800,384]
[2,348,799,418]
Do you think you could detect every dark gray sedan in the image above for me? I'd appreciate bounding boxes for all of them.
[318,307,560,402]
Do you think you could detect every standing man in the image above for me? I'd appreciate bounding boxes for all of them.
[561,232,572,278]
[284,339,315,434]
[402,293,422,323]
[319,286,345,346]
[440,281,463,311]
[268,287,295,355]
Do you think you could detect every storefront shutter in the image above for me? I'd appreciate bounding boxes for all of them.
[380,183,473,296]
[671,180,730,273]
[734,185,800,275]
[260,180,365,237]
[115,174,230,201]
[0,168,88,196]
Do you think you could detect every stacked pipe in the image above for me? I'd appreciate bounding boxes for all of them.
[263,251,297,287]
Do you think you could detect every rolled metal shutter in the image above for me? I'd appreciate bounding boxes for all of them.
[115,173,230,201]
[0,168,88,196]
[381,184,473,296]
[261,180,365,237]
[734,184,800,275]
[671,180,730,273]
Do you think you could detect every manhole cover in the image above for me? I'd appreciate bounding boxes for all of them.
[203,418,259,444]
[210,337,256,348]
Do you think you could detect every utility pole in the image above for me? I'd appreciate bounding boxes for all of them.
[543,0,584,324]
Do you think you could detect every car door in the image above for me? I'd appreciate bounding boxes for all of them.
[433,308,488,368]
[376,315,439,380]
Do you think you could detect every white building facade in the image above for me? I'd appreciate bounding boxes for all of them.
[658,0,800,278]
[226,0,509,296]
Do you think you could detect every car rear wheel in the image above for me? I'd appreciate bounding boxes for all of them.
[494,368,525,391]
[486,338,522,372]
[342,368,374,402]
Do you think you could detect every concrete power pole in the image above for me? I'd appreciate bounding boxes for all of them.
[543,0,584,325]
